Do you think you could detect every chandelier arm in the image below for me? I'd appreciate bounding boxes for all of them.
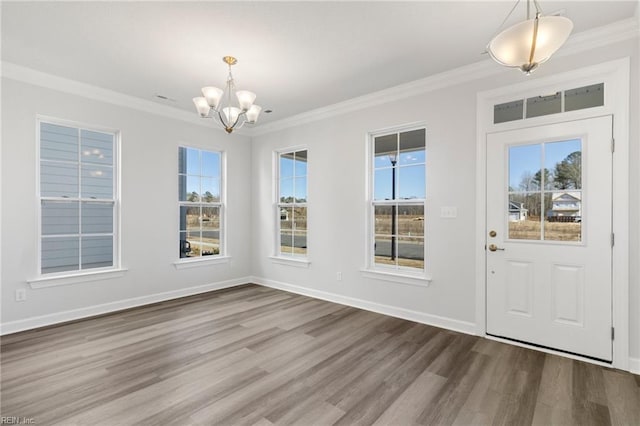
[216,109,229,129]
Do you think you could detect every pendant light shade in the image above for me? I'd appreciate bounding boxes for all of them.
[487,0,573,74]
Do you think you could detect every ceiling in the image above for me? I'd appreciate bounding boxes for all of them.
[2,1,637,127]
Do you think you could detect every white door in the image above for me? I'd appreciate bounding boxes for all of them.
[486,116,613,361]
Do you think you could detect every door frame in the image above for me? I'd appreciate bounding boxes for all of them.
[475,58,630,370]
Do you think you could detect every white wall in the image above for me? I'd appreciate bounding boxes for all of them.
[1,78,253,331]
[250,39,640,361]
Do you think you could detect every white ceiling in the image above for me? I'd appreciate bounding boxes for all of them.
[2,1,637,126]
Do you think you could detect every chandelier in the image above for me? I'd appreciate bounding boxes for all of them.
[487,0,573,75]
[193,56,262,133]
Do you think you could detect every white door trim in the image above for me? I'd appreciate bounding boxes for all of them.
[475,58,630,371]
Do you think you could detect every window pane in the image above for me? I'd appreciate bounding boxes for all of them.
[545,191,582,241]
[508,193,541,240]
[398,205,424,237]
[526,92,561,118]
[179,231,195,258]
[398,166,425,199]
[374,237,393,265]
[81,236,113,269]
[81,165,113,199]
[40,123,78,161]
[509,144,542,191]
[41,162,78,198]
[293,231,307,256]
[201,177,220,202]
[80,130,113,166]
[294,177,307,202]
[181,147,200,175]
[42,201,79,235]
[565,83,604,112]
[398,236,424,269]
[280,207,294,255]
[374,134,397,169]
[202,151,220,177]
[374,168,393,200]
[41,237,79,274]
[293,207,307,232]
[179,205,201,232]
[179,175,200,202]
[280,154,294,179]
[81,202,113,234]
[202,206,220,255]
[494,100,524,124]
[374,205,393,236]
[545,140,582,190]
[280,178,294,202]
[399,129,425,166]
[294,151,307,176]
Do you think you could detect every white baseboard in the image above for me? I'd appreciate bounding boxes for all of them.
[630,357,640,375]
[251,276,477,335]
[0,277,251,335]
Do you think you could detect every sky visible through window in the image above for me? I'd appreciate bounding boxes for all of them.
[508,138,581,190]
[374,149,426,200]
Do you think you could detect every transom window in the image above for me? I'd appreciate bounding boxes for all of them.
[371,127,426,272]
[277,149,308,257]
[178,147,223,258]
[38,120,118,275]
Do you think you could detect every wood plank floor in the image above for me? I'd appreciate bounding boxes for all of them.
[1,284,638,425]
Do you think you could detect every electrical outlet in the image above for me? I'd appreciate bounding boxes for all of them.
[15,289,26,302]
[336,272,342,281]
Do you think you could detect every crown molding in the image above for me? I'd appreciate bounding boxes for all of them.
[1,15,637,140]
[0,62,252,137]
[251,17,639,137]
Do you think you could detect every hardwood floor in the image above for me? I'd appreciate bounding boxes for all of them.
[1,284,638,425]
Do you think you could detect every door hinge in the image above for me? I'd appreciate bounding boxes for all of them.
[611,233,615,247]
[611,327,615,340]
[611,137,615,153]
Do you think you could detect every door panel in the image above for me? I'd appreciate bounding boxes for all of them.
[486,116,612,361]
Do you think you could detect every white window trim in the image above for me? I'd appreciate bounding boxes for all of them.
[35,115,121,281]
[362,123,428,281]
[28,268,128,289]
[273,146,309,261]
[176,146,226,263]
[173,256,231,269]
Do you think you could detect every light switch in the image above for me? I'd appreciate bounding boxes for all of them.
[440,206,458,218]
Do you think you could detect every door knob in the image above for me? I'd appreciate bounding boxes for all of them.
[488,244,505,252]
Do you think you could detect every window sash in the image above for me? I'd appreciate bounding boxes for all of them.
[276,149,308,258]
[38,120,118,276]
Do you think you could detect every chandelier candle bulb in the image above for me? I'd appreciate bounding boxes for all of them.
[202,86,224,109]
[193,97,211,117]
[193,56,262,133]
[245,105,262,123]
[236,90,256,111]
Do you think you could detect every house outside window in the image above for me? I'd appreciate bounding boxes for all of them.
[276,149,308,257]
[370,127,426,273]
[38,119,119,275]
[178,147,223,258]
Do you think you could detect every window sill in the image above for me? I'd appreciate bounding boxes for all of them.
[360,268,431,287]
[269,256,311,268]
[173,256,231,269]
[28,268,128,289]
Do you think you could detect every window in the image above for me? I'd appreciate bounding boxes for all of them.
[370,127,426,273]
[277,149,307,257]
[38,120,118,275]
[178,147,223,258]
